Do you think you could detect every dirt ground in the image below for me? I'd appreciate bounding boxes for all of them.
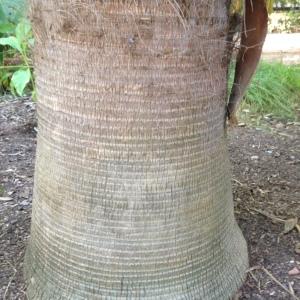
[0,98,299,300]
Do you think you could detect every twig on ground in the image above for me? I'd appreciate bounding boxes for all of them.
[232,178,247,187]
[248,270,262,293]
[250,207,285,223]
[289,282,296,297]
[17,286,28,300]
[248,266,300,300]
[3,261,17,300]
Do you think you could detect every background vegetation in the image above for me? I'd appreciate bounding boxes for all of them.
[0,0,34,97]
[274,0,300,8]
[229,63,300,121]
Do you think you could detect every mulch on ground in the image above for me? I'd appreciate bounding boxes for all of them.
[0,98,299,299]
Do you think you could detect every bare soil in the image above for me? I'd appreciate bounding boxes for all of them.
[0,98,299,300]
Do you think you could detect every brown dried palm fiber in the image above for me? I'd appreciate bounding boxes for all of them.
[25,1,248,299]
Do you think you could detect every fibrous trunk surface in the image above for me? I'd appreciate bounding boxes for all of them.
[25,1,248,299]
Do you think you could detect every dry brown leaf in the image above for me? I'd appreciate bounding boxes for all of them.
[283,218,298,234]
[288,267,300,276]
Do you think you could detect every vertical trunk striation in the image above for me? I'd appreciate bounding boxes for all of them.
[25,1,248,299]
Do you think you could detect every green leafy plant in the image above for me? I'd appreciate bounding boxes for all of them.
[0,0,34,97]
[0,0,28,61]
[0,19,34,96]
[0,0,27,22]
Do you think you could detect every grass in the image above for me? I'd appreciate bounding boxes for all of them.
[230,61,300,121]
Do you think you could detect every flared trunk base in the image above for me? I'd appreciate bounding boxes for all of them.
[25,1,248,299]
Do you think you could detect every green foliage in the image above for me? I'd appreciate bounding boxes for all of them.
[0,19,34,96]
[0,0,27,23]
[230,0,298,14]
[11,68,31,95]
[230,62,300,120]
[0,0,34,97]
[274,0,300,7]
[0,0,27,39]
[278,11,300,32]
[0,36,23,52]
[230,0,275,14]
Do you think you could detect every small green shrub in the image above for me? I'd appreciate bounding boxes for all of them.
[0,0,34,97]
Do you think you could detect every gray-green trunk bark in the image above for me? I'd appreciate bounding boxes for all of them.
[25,1,248,299]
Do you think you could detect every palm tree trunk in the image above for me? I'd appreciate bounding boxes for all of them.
[25,1,248,299]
